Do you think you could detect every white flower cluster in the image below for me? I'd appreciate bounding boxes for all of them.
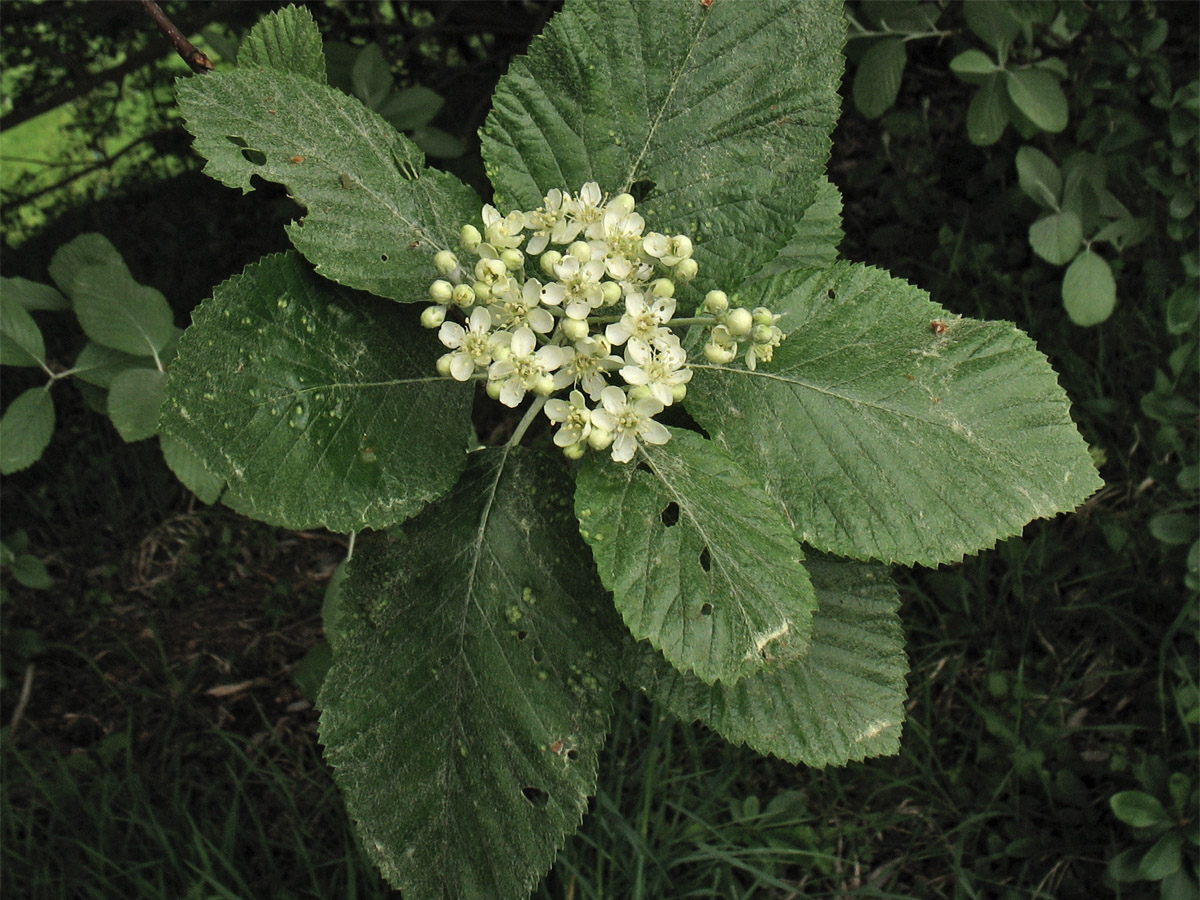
[422,182,783,463]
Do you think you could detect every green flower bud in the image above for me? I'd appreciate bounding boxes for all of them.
[671,382,688,404]
[421,305,447,328]
[534,374,557,396]
[500,248,525,271]
[751,324,776,344]
[725,307,753,338]
[436,353,454,377]
[650,278,675,298]
[704,341,737,364]
[453,284,477,307]
[429,280,454,303]
[434,250,459,275]
[703,290,729,315]
[674,258,698,282]
[460,224,482,252]
[485,379,502,400]
[601,281,623,305]
[491,343,512,363]
[588,426,614,451]
[561,317,590,342]
[752,306,777,326]
[540,250,563,276]
[563,441,586,460]
[471,281,492,303]
[567,240,591,263]
[628,385,653,403]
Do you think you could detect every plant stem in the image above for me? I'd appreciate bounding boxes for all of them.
[507,395,548,448]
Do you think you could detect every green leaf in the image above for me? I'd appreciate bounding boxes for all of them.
[71,342,151,389]
[481,0,844,289]
[71,263,175,357]
[411,126,466,160]
[1111,790,1170,828]
[949,49,998,85]
[160,252,472,533]
[1005,68,1068,133]
[378,85,444,131]
[177,67,480,303]
[319,448,623,900]
[575,428,816,685]
[685,262,1103,566]
[1028,211,1083,265]
[1015,145,1062,209]
[628,558,906,767]
[237,4,326,83]
[350,42,393,109]
[963,0,1020,57]
[749,177,844,281]
[0,387,54,475]
[1167,285,1199,336]
[966,74,1009,146]
[1149,512,1199,546]
[1,276,69,312]
[0,294,46,367]
[10,553,51,589]
[48,233,127,297]
[1141,832,1184,881]
[853,38,907,120]
[1107,846,1144,883]
[1062,250,1117,326]
[159,435,224,504]
[1092,216,1153,252]
[107,368,167,442]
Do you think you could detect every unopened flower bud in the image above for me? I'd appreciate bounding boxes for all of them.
[561,317,590,342]
[434,250,459,275]
[650,278,674,299]
[704,290,729,315]
[491,343,512,363]
[485,379,502,400]
[540,250,563,277]
[421,305,447,329]
[609,193,636,215]
[674,258,698,282]
[751,324,775,344]
[628,385,653,403]
[452,284,476,307]
[500,248,525,271]
[601,281,623,305]
[704,341,737,364]
[669,235,693,259]
[471,281,492,303]
[671,383,688,404]
[534,374,557,396]
[436,353,454,377]
[725,307,754,338]
[563,441,586,460]
[430,280,454,303]
[460,224,482,252]
[752,306,777,326]
[587,427,614,451]
[567,241,591,263]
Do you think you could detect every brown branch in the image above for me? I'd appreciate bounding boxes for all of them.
[140,0,213,75]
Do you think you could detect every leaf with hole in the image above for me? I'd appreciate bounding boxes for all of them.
[628,558,906,767]
[319,448,623,900]
[575,428,815,685]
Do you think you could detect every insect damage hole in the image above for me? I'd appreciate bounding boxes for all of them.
[660,502,680,526]
[700,602,713,616]
[699,546,712,572]
[521,787,550,808]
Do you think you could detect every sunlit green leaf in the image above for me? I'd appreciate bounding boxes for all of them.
[1028,211,1082,265]
[237,4,326,82]
[1062,250,1117,326]
[685,262,1103,565]
[1006,68,1068,133]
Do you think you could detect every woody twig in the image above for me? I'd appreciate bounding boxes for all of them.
[140,0,214,75]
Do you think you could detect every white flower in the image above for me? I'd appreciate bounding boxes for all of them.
[589,385,670,463]
[542,255,606,320]
[619,334,692,406]
[597,207,647,280]
[552,335,622,400]
[491,277,555,334]
[487,327,566,407]
[438,306,497,381]
[543,389,593,447]
[605,293,676,349]
[525,188,574,254]
[480,204,526,251]
[573,182,607,240]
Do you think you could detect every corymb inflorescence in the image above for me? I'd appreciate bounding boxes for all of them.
[423,183,785,463]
